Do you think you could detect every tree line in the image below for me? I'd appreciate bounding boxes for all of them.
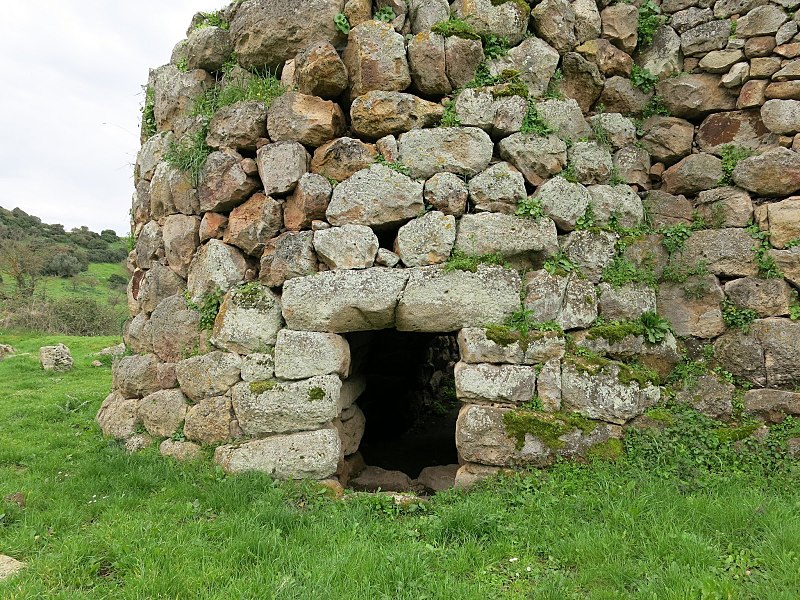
[0,207,129,297]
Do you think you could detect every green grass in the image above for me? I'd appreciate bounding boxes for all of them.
[1,334,800,598]
[1,263,128,306]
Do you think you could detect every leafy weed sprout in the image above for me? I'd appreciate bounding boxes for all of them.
[184,289,225,331]
[374,6,396,22]
[194,11,230,30]
[543,251,577,276]
[520,100,552,136]
[630,65,658,93]
[637,0,666,47]
[515,197,544,219]
[718,144,754,186]
[721,298,759,332]
[747,223,783,279]
[334,12,351,35]
[141,86,157,140]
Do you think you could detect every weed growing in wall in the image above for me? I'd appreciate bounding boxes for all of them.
[640,95,670,120]
[520,100,552,136]
[630,65,658,93]
[543,251,577,276]
[601,256,657,287]
[587,312,672,345]
[660,223,694,254]
[141,86,157,139]
[194,61,285,121]
[637,0,666,47]
[721,298,759,332]
[482,34,510,59]
[659,260,709,284]
[373,6,396,22]
[440,98,461,127]
[194,11,230,30]
[574,204,597,230]
[444,249,507,273]
[334,12,351,35]
[747,223,783,279]
[542,68,564,100]
[515,197,544,219]
[164,128,212,187]
[375,155,411,176]
[718,144,754,186]
[184,289,225,331]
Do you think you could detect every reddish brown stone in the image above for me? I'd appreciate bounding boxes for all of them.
[744,36,777,58]
[765,81,800,100]
[750,57,782,79]
[775,43,800,58]
[696,109,775,153]
[199,212,228,242]
[737,79,769,109]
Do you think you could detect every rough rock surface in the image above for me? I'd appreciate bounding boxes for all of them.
[230,0,345,70]
[395,266,522,332]
[326,165,424,229]
[231,375,341,435]
[39,344,73,372]
[215,428,340,479]
[398,127,494,179]
[282,268,410,332]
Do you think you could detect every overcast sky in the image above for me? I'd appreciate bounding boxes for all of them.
[0,1,223,235]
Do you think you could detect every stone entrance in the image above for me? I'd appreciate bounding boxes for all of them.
[348,330,461,489]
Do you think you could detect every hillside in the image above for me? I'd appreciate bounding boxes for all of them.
[0,207,130,335]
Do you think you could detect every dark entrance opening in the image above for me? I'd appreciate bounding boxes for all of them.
[350,330,460,480]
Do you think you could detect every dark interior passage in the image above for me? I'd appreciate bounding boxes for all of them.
[352,330,460,479]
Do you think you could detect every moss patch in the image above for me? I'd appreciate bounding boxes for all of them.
[567,350,660,388]
[491,0,532,15]
[716,422,760,444]
[431,18,481,40]
[645,407,676,425]
[249,379,280,394]
[503,410,597,451]
[587,320,644,345]
[586,438,624,462]
[484,323,562,353]
[307,387,325,402]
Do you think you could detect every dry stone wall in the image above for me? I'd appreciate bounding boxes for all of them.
[101,0,800,488]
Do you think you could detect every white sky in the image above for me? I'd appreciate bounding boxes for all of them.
[0,1,224,235]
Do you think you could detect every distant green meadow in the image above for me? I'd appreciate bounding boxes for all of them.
[1,333,799,598]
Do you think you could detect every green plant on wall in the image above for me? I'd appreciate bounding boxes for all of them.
[721,298,758,332]
[141,86,157,139]
[718,144,754,186]
[184,289,225,331]
[374,6,396,22]
[637,0,666,47]
[194,11,230,30]
[444,249,507,273]
[520,100,552,136]
[515,197,544,219]
[164,129,212,187]
[630,65,658,93]
[746,223,783,279]
[334,12,351,35]
[430,18,481,40]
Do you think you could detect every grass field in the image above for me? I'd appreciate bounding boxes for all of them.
[0,263,128,304]
[1,333,800,599]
